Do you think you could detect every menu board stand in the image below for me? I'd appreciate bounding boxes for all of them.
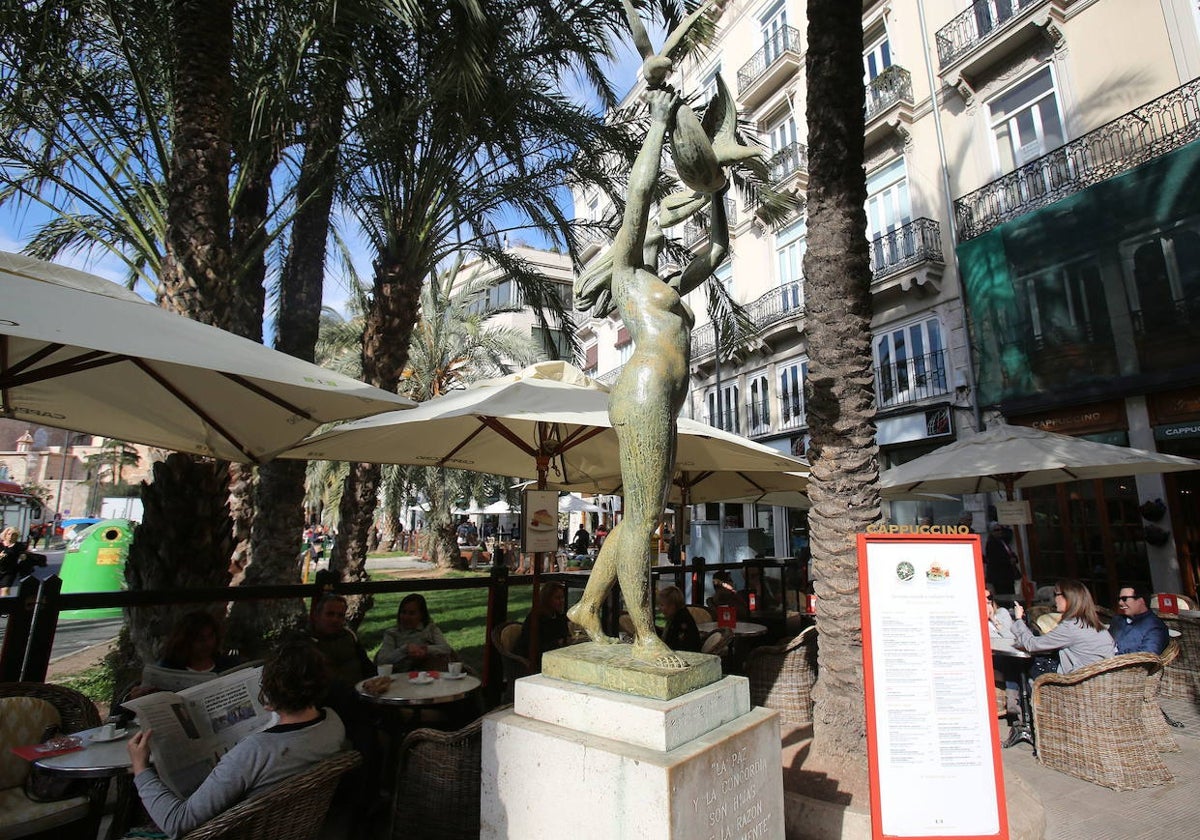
[858,533,1008,840]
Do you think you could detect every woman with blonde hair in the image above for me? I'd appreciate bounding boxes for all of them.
[0,526,28,596]
[1012,579,1113,674]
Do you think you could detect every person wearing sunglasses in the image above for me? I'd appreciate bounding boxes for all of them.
[1109,588,1168,655]
[1012,579,1114,674]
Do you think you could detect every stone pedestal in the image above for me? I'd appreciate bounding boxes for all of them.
[481,673,785,839]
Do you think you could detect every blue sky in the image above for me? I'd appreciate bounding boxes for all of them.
[0,22,650,331]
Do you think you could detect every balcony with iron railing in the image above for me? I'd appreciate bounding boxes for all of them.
[864,66,914,147]
[935,0,1066,100]
[870,217,944,285]
[744,399,772,439]
[875,348,951,409]
[737,26,803,109]
[936,0,1049,69]
[954,76,1200,240]
[768,142,808,189]
[701,409,740,435]
[691,282,805,361]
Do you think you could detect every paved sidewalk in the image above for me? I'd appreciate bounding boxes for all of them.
[999,696,1198,840]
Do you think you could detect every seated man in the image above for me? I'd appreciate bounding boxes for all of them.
[1109,587,1169,655]
[308,594,375,687]
[128,640,346,838]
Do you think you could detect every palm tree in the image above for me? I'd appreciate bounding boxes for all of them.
[313,258,540,578]
[327,0,631,579]
[801,0,879,761]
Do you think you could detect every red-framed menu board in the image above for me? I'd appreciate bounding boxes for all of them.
[858,533,1008,840]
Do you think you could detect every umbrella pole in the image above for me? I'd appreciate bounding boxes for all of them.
[527,454,551,666]
[1004,476,1036,607]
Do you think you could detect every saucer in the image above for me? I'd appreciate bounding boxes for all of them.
[442,672,466,680]
[91,729,129,743]
[409,676,434,685]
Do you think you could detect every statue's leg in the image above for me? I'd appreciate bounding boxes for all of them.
[567,524,621,644]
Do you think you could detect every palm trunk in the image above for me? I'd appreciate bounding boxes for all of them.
[803,0,879,760]
[331,257,424,622]
[131,0,236,662]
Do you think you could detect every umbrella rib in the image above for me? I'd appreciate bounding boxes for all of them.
[0,344,125,388]
[463,417,536,463]
[132,359,260,463]
[221,372,319,421]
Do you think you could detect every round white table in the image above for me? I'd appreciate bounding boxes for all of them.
[34,725,140,840]
[697,621,768,638]
[355,672,481,707]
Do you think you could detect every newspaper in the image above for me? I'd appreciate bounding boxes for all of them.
[121,665,274,797]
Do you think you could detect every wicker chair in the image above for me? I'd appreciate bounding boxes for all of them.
[0,682,105,840]
[686,605,713,626]
[1031,652,1172,790]
[1143,640,1182,752]
[179,750,361,840]
[1161,614,1200,701]
[745,626,817,727]
[390,716,484,840]
[490,622,529,701]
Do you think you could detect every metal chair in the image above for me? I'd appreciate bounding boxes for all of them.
[744,626,818,727]
[1032,652,1171,790]
[180,750,361,840]
[389,717,484,840]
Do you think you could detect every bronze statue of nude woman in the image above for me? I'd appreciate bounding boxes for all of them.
[568,2,760,669]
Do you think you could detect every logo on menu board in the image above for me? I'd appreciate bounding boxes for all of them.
[895,561,915,582]
[925,562,951,583]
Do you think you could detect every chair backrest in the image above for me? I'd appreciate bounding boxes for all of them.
[1151,593,1194,612]
[1159,638,1180,668]
[494,622,523,656]
[180,751,361,840]
[0,682,101,735]
[391,718,485,840]
[701,628,732,657]
[687,605,713,626]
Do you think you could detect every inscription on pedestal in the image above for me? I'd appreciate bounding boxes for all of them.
[692,745,774,840]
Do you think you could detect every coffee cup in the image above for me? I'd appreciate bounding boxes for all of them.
[448,661,463,677]
[418,670,430,679]
[96,723,117,740]
[378,664,394,677]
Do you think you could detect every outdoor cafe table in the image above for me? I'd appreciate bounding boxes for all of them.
[355,672,482,707]
[696,621,768,638]
[990,637,1035,752]
[34,724,140,840]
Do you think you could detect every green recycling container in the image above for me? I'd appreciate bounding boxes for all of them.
[58,518,135,620]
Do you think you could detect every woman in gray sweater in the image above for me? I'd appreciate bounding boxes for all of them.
[1011,578,1114,673]
[129,640,347,838]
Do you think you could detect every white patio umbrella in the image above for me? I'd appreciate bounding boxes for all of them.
[0,252,414,462]
[880,423,1200,495]
[880,423,1200,602]
[282,361,807,487]
[558,494,600,513]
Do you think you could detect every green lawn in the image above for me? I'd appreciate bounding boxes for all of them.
[356,571,533,675]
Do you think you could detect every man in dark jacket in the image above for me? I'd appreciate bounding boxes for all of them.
[1109,587,1169,655]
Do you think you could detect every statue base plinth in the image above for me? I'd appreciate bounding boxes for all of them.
[541,641,722,700]
[481,674,785,840]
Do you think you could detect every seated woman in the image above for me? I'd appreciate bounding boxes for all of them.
[131,611,242,698]
[128,640,346,839]
[1011,578,1114,674]
[375,594,453,671]
[517,582,570,670]
[657,585,701,653]
[160,611,241,673]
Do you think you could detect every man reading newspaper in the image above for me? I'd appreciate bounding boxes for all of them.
[122,640,347,838]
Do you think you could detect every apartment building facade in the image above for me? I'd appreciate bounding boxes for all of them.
[571,0,1200,600]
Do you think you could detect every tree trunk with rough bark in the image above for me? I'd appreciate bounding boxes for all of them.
[803,0,880,760]
[124,454,235,665]
[331,259,424,619]
[130,0,237,663]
